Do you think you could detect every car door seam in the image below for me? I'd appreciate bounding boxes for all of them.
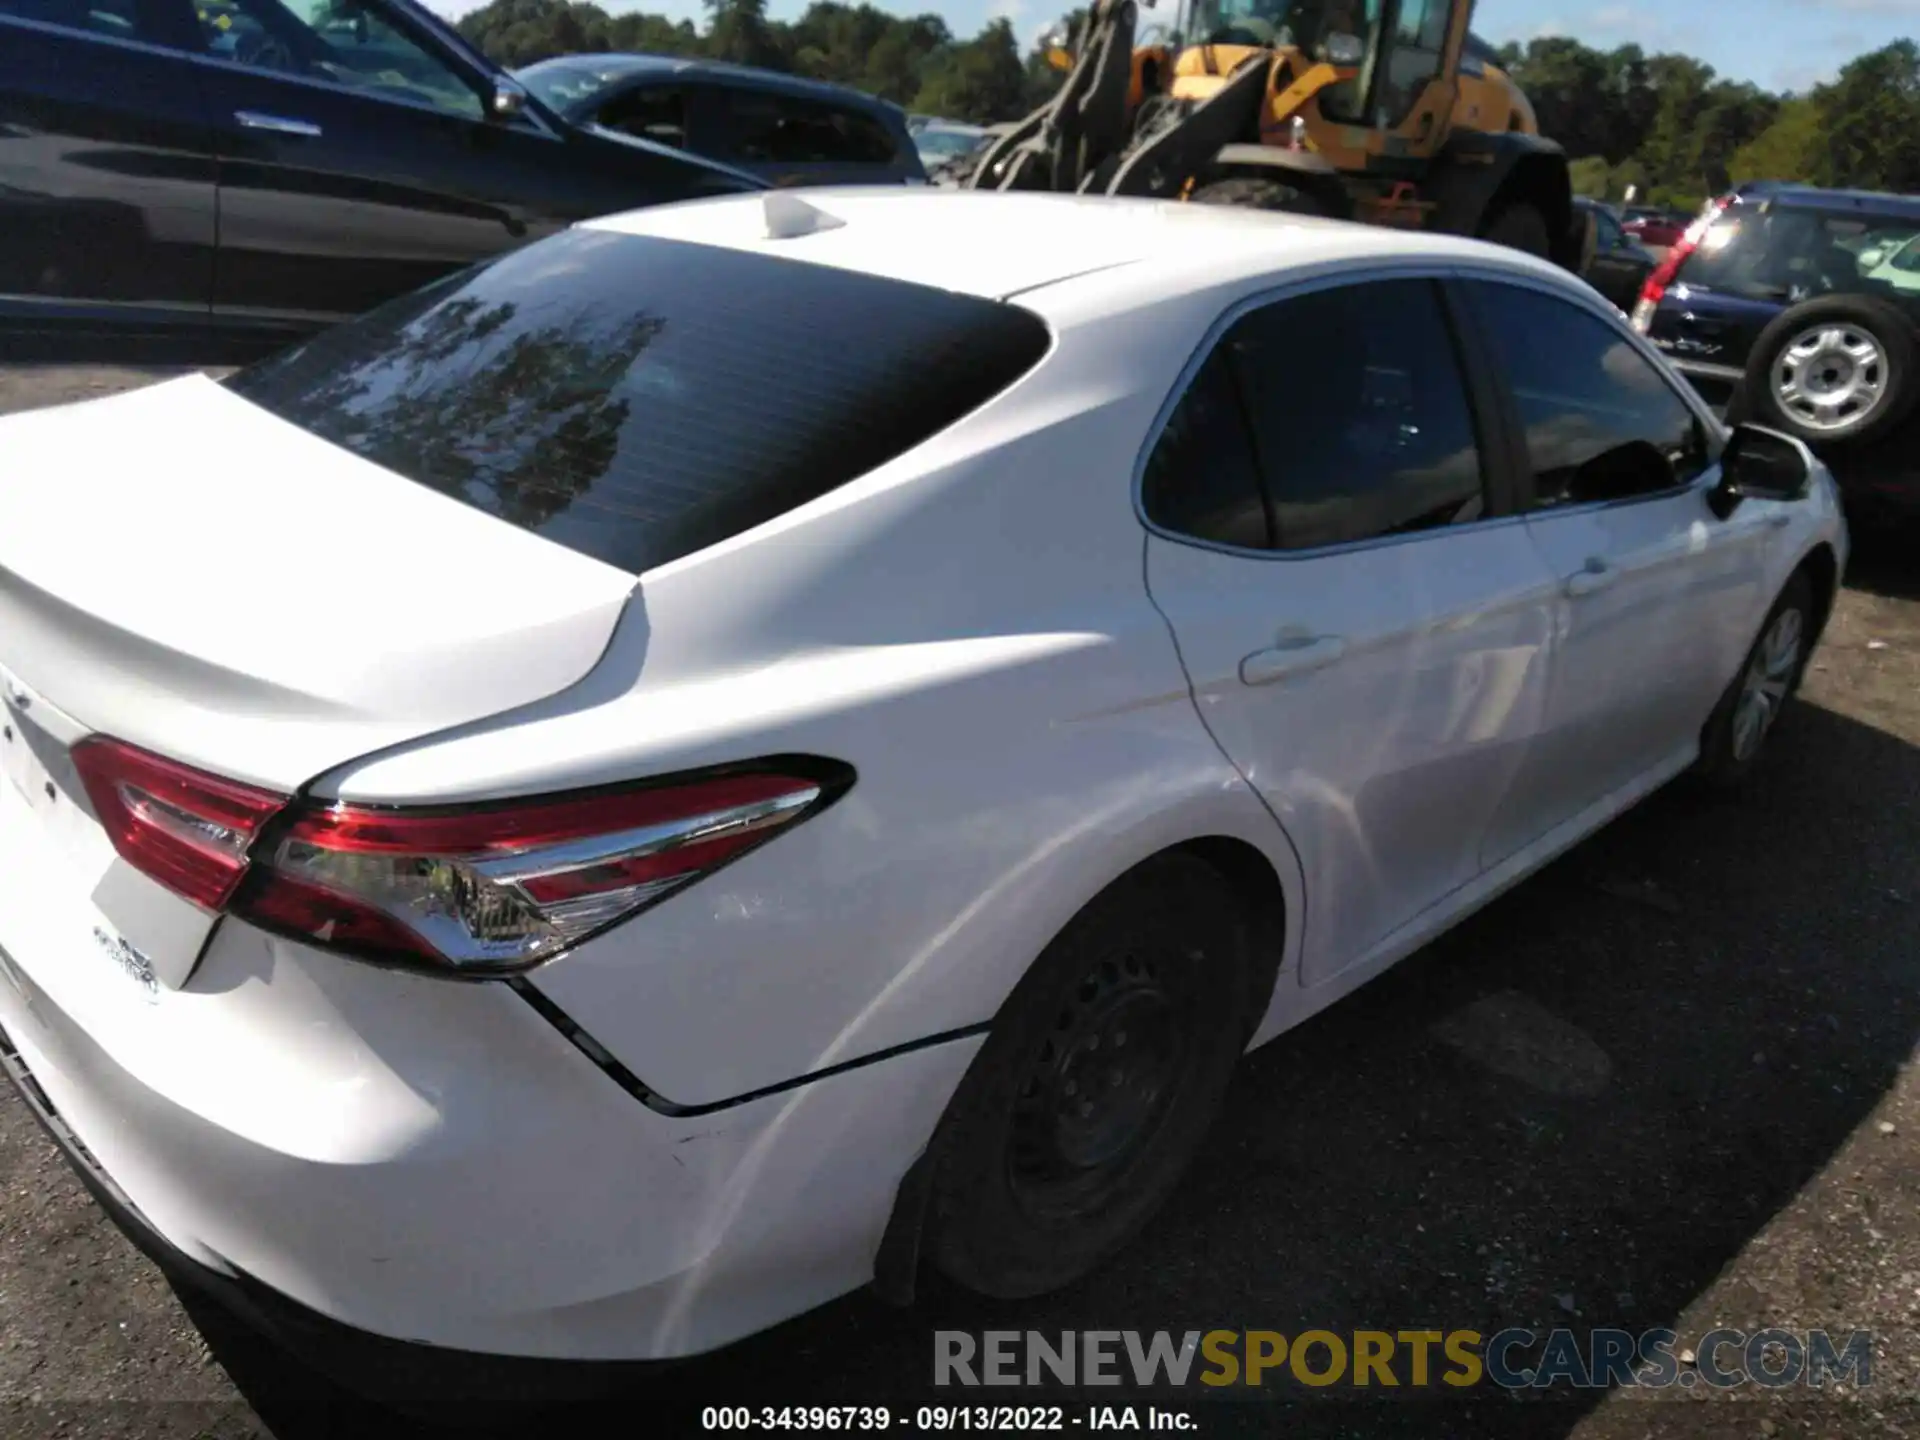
[1137,529,1311,969]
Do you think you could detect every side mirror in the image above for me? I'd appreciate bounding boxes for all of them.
[490,80,529,119]
[1708,423,1814,518]
[1323,31,1366,66]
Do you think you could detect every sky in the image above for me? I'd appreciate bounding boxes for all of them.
[423,0,1920,94]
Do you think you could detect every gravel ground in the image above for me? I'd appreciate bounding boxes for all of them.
[0,363,1916,1440]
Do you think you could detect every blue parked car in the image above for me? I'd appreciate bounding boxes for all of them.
[513,54,927,189]
[1631,183,1920,524]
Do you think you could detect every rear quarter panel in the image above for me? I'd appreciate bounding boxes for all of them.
[313,295,1307,1108]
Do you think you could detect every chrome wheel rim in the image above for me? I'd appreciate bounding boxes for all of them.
[1732,607,1805,762]
[1773,325,1888,434]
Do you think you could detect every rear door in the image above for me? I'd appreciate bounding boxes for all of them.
[1144,271,1561,987]
[1461,275,1774,867]
[0,0,219,327]
[188,0,592,324]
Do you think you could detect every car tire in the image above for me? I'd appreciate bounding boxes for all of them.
[1477,202,1552,260]
[1693,571,1816,790]
[1189,176,1333,216]
[1736,294,1919,449]
[923,851,1256,1300]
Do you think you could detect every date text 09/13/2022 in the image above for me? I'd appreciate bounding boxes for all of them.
[701,1406,1196,1431]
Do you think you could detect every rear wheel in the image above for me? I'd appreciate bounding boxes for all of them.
[1477,201,1552,259]
[924,852,1256,1299]
[1189,175,1332,216]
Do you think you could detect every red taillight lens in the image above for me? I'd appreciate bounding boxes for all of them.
[71,737,291,910]
[1638,239,1694,309]
[233,768,839,976]
[1631,203,1732,332]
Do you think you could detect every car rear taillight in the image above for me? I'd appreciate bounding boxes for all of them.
[72,737,291,910]
[232,765,845,976]
[1632,194,1736,332]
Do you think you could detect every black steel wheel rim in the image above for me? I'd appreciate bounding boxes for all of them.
[1005,948,1194,1220]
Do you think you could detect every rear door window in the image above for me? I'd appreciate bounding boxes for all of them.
[721,90,901,168]
[1141,348,1270,550]
[595,84,690,148]
[223,228,1051,575]
[1225,277,1489,550]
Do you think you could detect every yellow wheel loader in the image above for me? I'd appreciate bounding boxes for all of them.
[965,0,1593,273]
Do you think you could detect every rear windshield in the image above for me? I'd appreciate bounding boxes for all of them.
[1679,204,1920,305]
[226,227,1051,574]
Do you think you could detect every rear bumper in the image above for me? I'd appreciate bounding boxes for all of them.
[0,1005,657,1411]
[0,759,977,1387]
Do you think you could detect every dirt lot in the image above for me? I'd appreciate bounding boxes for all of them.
[0,363,1916,1440]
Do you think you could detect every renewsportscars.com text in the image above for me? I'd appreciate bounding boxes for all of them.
[934,1328,1873,1391]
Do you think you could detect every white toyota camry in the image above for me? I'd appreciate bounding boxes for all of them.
[0,187,1846,1403]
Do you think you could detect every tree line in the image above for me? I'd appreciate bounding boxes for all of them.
[1494,35,1920,207]
[454,0,1920,202]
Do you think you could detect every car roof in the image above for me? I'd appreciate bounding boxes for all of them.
[517,52,905,119]
[581,187,1576,314]
[1735,183,1920,219]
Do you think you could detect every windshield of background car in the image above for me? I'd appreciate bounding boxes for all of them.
[222,228,1053,575]
[1678,205,1920,306]
[513,58,647,115]
[917,128,984,160]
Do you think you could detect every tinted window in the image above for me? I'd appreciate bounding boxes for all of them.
[515,57,648,113]
[1590,207,1625,248]
[224,228,1051,575]
[1679,205,1920,306]
[598,86,688,148]
[1142,348,1268,550]
[1227,279,1487,551]
[1,0,148,39]
[198,0,482,119]
[727,92,899,166]
[1472,280,1708,507]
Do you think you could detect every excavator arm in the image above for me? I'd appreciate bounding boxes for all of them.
[964,0,1139,192]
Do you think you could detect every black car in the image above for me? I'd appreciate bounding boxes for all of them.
[0,0,764,352]
[1575,196,1658,313]
[513,53,926,189]
[1631,183,1920,523]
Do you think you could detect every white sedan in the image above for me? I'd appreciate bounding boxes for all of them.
[0,187,1845,1402]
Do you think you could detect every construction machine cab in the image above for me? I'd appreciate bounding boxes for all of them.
[969,0,1583,271]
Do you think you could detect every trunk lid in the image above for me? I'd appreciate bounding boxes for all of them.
[0,374,635,989]
[0,373,636,791]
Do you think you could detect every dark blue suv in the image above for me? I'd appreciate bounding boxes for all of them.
[1630,184,1920,523]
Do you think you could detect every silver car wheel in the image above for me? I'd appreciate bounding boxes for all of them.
[1773,325,1888,434]
[1731,607,1806,762]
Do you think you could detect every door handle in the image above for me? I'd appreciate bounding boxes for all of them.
[236,111,323,138]
[1240,636,1346,687]
[1766,511,1793,529]
[1564,559,1619,598]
